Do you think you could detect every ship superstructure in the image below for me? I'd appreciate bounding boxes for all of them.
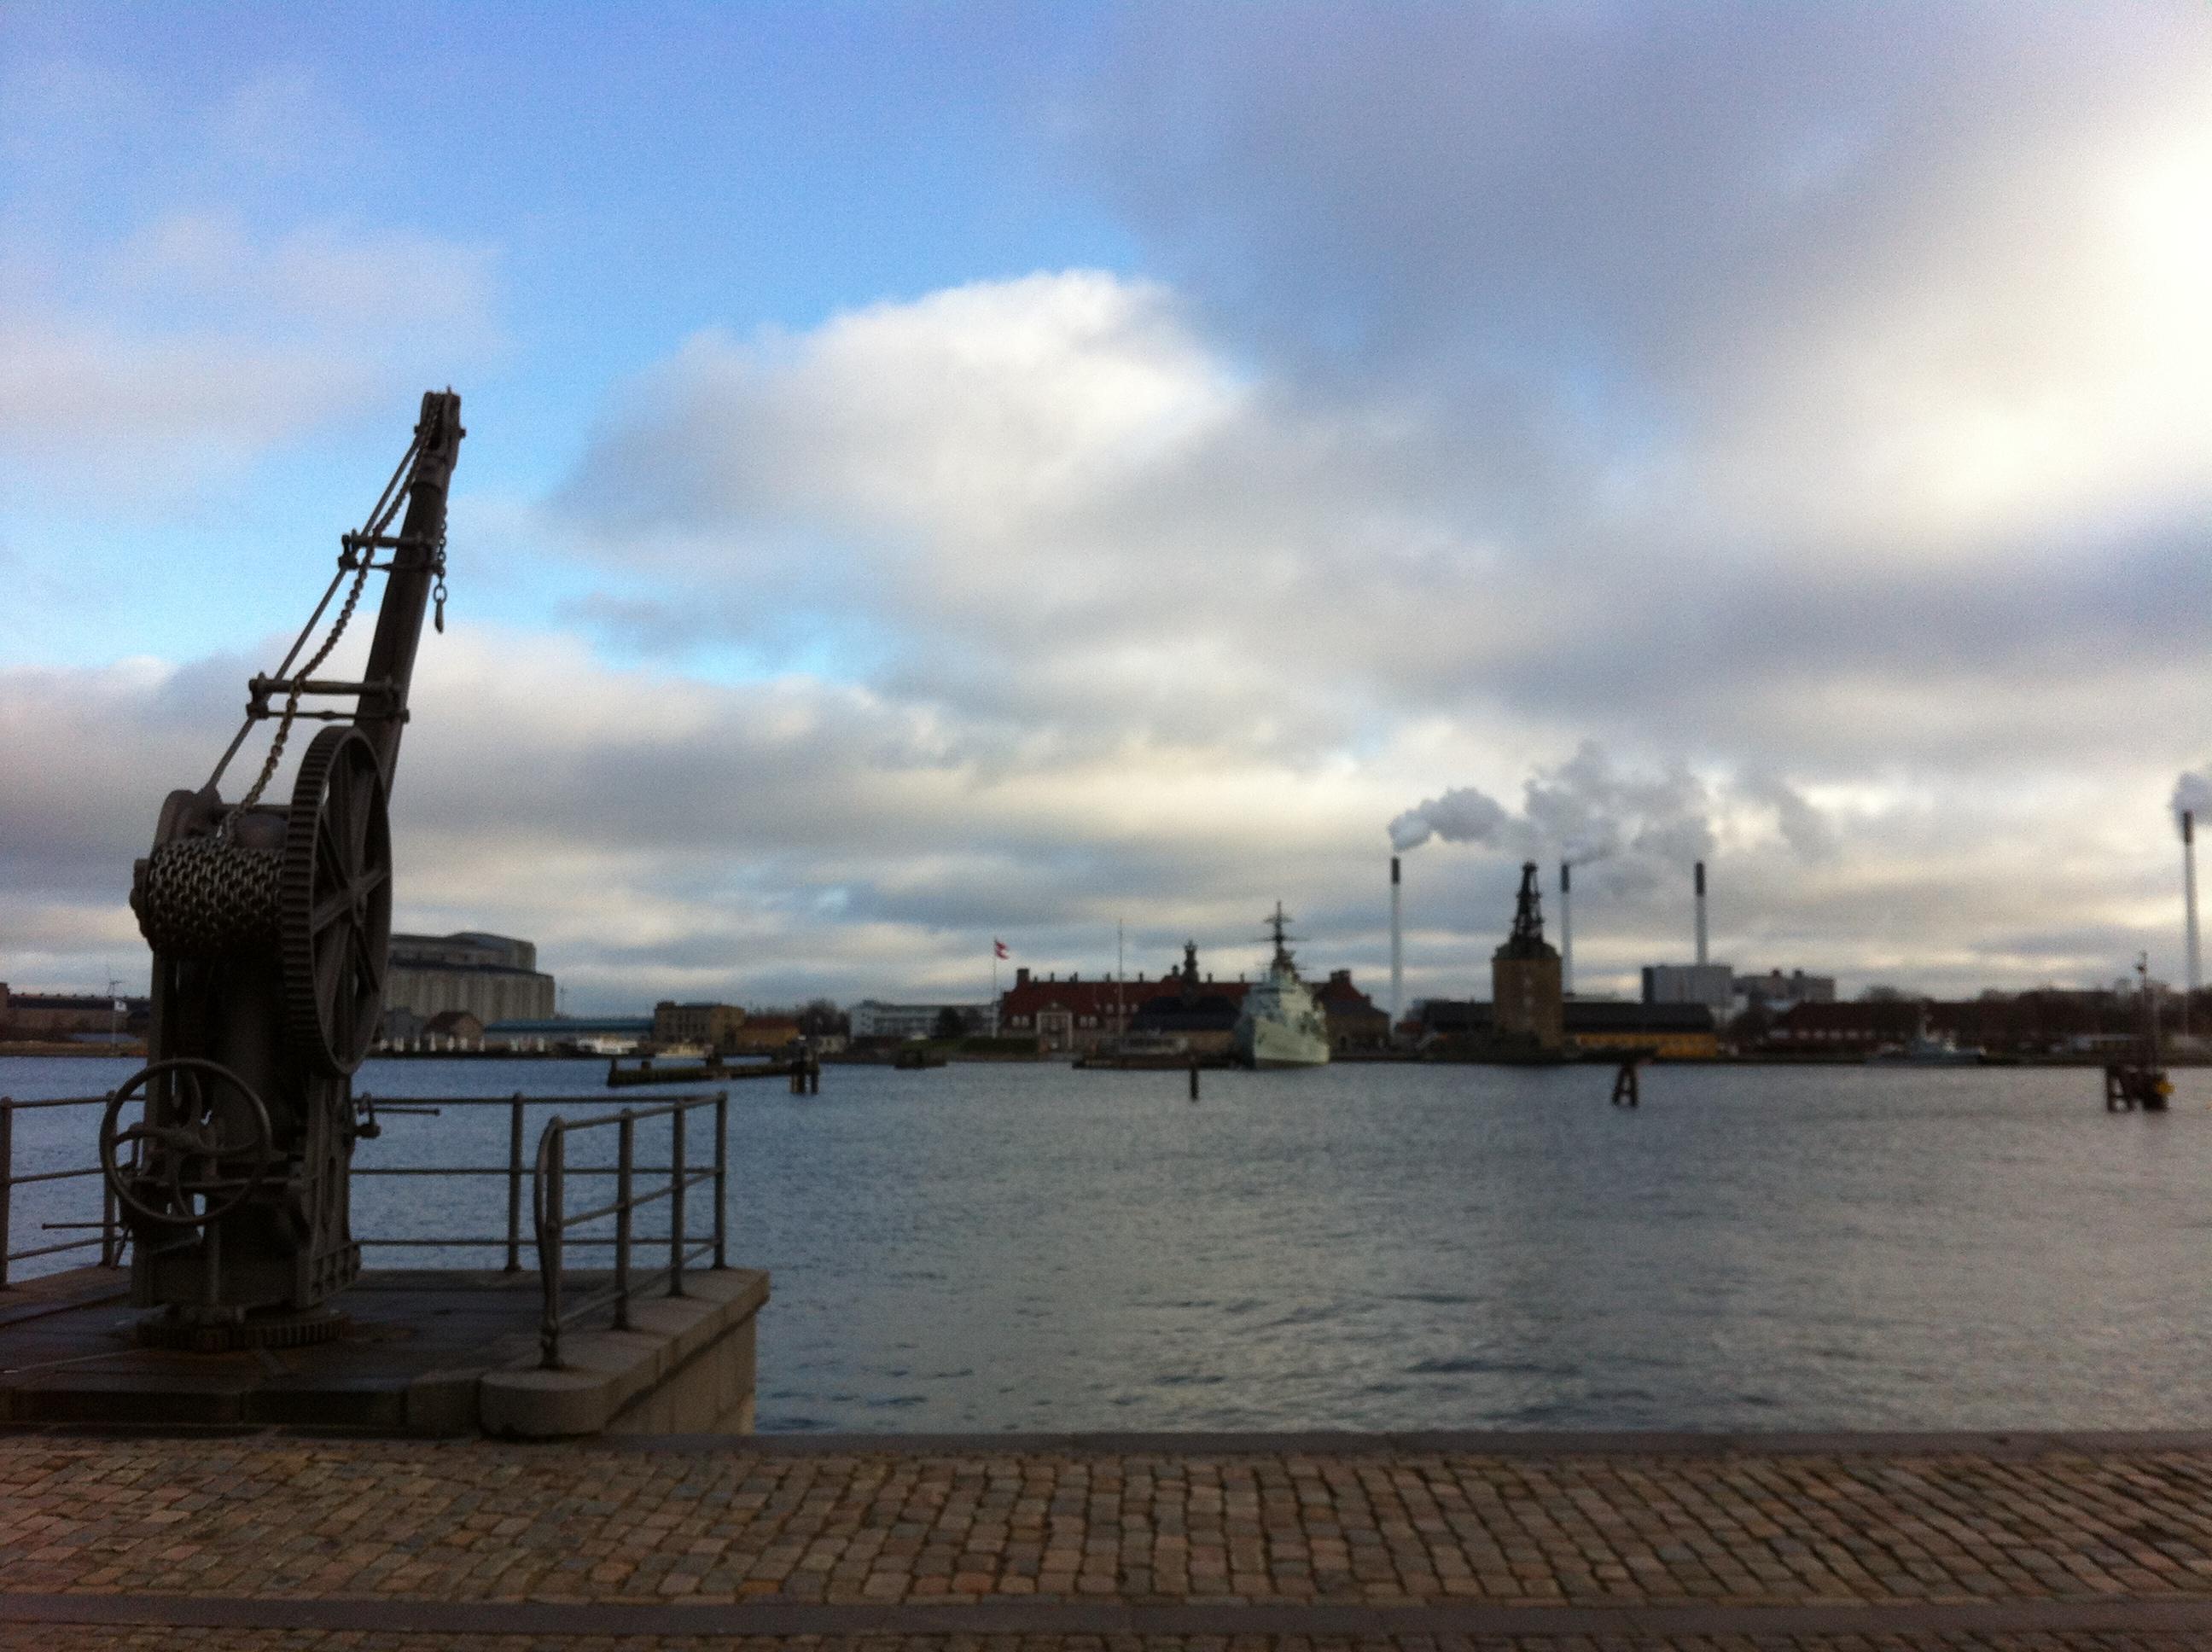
[1234,903,1330,1068]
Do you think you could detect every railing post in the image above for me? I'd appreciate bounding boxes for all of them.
[539,1120,565,1369]
[614,1108,634,1330]
[0,1101,13,1289]
[504,1092,524,1272]
[713,1090,729,1270]
[100,1171,119,1269]
[669,1102,687,1297]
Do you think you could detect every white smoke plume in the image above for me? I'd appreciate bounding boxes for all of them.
[2173,771,2212,829]
[1388,786,1509,853]
[1389,741,1826,882]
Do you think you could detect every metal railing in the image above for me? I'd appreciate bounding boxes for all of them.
[0,1096,123,1288]
[2,1090,732,1358]
[352,1092,553,1271]
[532,1091,729,1369]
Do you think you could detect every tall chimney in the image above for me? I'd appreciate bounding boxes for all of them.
[1559,861,1574,998]
[1389,856,1404,1032]
[2186,811,2200,1039]
[1694,859,1708,967]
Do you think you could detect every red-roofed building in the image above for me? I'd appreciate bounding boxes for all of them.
[998,964,1251,1056]
[997,955,1387,1056]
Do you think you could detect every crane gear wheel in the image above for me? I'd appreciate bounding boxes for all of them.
[280,726,393,1076]
[132,835,282,957]
[100,1058,276,1230]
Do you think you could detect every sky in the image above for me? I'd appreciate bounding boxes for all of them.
[3,1,2210,1013]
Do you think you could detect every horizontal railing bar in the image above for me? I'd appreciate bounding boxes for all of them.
[498,1165,716,1182]
[358,1236,527,1248]
[353,1166,535,1177]
[550,1246,717,1328]
[5,1236,108,1264]
[0,1096,113,1111]
[4,1166,105,1187]
[363,1236,692,1248]
[545,1097,726,1131]
[354,1092,725,1108]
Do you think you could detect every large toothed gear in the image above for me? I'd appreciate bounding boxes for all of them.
[280,726,392,1076]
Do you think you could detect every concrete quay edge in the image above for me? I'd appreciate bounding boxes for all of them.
[477,1265,769,1438]
[7,1591,2212,1643]
[588,1424,2212,1457]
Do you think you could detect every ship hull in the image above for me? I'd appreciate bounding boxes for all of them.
[1237,1014,1330,1069]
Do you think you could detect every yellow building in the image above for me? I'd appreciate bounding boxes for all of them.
[652,1001,748,1051]
[1564,1002,1720,1060]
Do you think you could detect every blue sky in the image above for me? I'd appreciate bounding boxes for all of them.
[5,3,2212,1010]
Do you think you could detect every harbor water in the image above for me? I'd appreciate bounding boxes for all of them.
[4,1056,2208,1433]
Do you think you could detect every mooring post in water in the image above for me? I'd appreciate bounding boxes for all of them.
[1611,1059,1641,1108]
[809,1057,821,1095]
[1189,1057,1200,1101]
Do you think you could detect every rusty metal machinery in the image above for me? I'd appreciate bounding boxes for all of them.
[102,391,463,1347]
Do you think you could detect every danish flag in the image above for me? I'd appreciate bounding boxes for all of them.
[993,939,1010,959]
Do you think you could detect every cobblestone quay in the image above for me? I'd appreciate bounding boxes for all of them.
[3,1431,2211,1650]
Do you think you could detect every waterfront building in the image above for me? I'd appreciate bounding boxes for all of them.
[848,1000,992,1042]
[1314,970,1389,1051]
[996,955,1382,1056]
[385,933,556,1026]
[1406,997,1717,1059]
[653,1001,748,1050]
[422,1009,484,1051]
[1124,944,1243,1057]
[481,1015,654,1055]
[1565,1000,1719,1059]
[1642,962,1735,1024]
[1493,864,1564,1053]
[1734,969,1837,1011]
[0,988,149,1038]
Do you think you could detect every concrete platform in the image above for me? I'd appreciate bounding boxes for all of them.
[0,1265,767,1437]
[2,1430,2211,1649]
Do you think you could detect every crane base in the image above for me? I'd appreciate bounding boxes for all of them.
[133,1306,349,1353]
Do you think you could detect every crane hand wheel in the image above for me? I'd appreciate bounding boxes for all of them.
[280,725,393,1076]
[99,1058,276,1230]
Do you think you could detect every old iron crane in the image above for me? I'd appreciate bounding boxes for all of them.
[100,392,463,1348]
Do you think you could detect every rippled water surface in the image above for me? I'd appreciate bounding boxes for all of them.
[7,1055,2209,1432]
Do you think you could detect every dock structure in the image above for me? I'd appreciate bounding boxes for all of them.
[2,1430,2211,1649]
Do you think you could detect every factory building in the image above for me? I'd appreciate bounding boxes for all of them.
[384,933,556,1026]
[1642,963,1735,1024]
[1734,969,1837,1011]
[1492,863,1564,1053]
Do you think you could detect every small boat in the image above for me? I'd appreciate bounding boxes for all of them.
[1867,1008,1982,1065]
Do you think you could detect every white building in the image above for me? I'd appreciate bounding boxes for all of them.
[848,1000,990,1041]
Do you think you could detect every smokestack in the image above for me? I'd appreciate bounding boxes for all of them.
[1559,862,1574,998]
[1694,860,1708,967]
[1389,856,1404,1032]
[2186,812,2200,1039]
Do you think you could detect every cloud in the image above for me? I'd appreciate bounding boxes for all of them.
[1085,3,2212,550]
[1,197,498,503]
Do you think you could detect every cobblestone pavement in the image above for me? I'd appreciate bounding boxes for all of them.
[7,1632,2212,1652]
[3,1435,2211,1649]
[8,1438,2212,1608]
